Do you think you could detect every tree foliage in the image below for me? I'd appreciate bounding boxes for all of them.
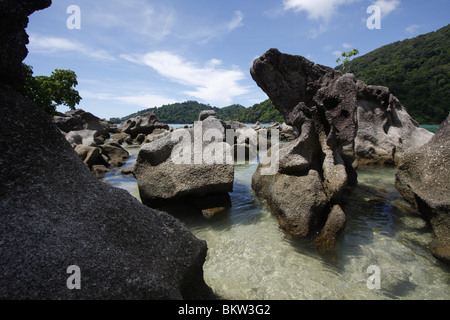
[115,99,284,124]
[336,24,450,124]
[336,48,359,71]
[22,64,82,116]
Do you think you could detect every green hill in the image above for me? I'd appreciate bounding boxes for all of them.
[337,24,450,124]
[113,99,283,124]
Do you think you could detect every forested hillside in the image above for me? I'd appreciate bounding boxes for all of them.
[337,24,449,124]
[113,100,283,124]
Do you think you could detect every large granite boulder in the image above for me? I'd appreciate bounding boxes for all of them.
[395,115,450,264]
[355,83,434,165]
[119,111,169,138]
[134,112,234,214]
[250,49,433,249]
[0,1,213,300]
[251,49,432,166]
[251,49,357,249]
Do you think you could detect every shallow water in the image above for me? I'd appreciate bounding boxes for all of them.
[103,145,450,300]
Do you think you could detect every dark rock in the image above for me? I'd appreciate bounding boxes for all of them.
[54,109,111,137]
[395,114,450,264]
[0,0,51,88]
[0,1,213,300]
[98,142,130,168]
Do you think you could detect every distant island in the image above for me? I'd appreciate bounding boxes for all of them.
[110,99,284,124]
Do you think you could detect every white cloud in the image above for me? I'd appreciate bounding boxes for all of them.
[283,0,359,21]
[372,0,401,17]
[121,51,248,106]
[227,10,244,32]
[342,42,352,49]
[28,34,116,61]
[405,24,420,35]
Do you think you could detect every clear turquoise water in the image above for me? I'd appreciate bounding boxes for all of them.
[421,125,440,133]
[103,145,450,300]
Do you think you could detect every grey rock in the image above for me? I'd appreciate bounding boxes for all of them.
[65,129,98,147]
[134,116,234,211]
[119,111,169,138]
[395,114,450,264]
[54,109,111,137]
[198,110,217,121]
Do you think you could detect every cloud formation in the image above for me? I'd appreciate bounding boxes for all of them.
[28,34,116,61]
[372,0,401,17]
[121,51,248,106]
[283,0,359,21]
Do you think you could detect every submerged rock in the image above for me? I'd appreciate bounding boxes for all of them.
[0,1,213,300]
[395,115,450,264]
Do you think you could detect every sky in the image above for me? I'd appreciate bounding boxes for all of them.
[24,0,450,120]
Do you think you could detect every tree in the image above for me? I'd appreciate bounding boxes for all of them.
[22,64,82,115]
[336,49,359,71]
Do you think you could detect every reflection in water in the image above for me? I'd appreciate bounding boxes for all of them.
[103,147,450,300]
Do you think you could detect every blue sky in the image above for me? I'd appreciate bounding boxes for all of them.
[25,0,449,120]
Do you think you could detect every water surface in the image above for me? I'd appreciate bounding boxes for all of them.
[103,145,450,300]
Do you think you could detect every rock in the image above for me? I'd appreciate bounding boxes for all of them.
[250,49,357,244]
[252,168,329,238]
[98,142,130,168]
[314,205,346,253]
[0,0,52,88]
[225,120,247,130]
[198,110,217,121]
[91,164,111,178]
[134,113,234,212]
[111,132,132,145]
[0,1,213,300]
[65,129,99,147]
[135,133,146,144]
[74,145,102,169]
[119,111,169,138]
[395,114,450,264]
[250,48,433,248]
[251,48,432,166]
[382,268,413,296]
[53,109,111,137]
[355,82,434,165]
[280,123,299,141]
